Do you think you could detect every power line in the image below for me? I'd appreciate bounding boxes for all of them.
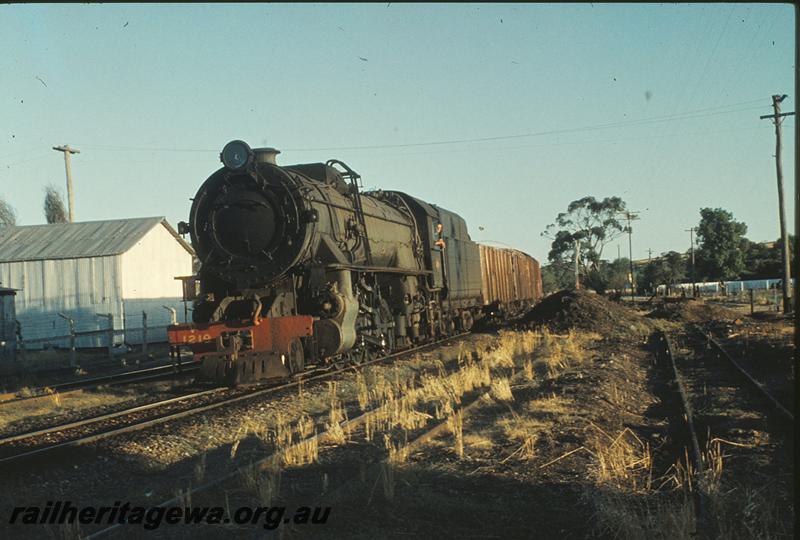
[0,153,53,167]
[338,124,772,159]
[1,124,771,169]
[73,144,215,153]
[283,103,766,152]
[682,4,736,115]
[63,98,767,155]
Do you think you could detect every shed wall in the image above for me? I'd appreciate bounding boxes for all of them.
[0,256,124,348]
[119,223,194,343]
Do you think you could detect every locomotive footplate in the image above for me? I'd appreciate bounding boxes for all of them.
[167,315,313,385]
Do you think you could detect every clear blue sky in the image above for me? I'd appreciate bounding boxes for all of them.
[1,3,795,263]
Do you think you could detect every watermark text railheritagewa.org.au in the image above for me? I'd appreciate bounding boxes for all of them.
[8,501,331,531]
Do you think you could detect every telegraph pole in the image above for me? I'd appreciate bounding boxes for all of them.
[620,211,640,302]
[574,238,580,290]
[52,145,80,223]
[759,95,794,313]
[685,227,696,297]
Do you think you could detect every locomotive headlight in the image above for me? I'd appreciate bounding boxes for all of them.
[220,140,253,170]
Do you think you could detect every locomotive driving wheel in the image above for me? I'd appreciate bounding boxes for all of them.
[287,338,305,375]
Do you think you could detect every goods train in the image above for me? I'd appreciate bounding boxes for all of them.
[167,140,542,385]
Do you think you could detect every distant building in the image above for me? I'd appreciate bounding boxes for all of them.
[0,217,194,349]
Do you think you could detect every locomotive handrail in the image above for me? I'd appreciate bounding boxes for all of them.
[303,197,414,228]
[324,263,432,275]
[326,159,373,265]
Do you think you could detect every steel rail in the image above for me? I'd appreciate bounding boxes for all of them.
[656,331,709,536]
[0,333,469,466]
[0,386,226,446]
[83,348,487,539]
[0,361,200,406]
[692,324,794,424]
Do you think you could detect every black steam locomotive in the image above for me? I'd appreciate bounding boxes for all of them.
[168,140,538,385]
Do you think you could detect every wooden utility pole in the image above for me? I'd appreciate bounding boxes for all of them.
[52,145,80,223]
[620,211,640,302]
[574,238,580,290]
[686,227,696,297]
[759,95,794,313]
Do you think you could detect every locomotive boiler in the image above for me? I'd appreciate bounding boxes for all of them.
[168,140,488,385]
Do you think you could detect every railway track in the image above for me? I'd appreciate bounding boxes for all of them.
[691,323,794,423]
[0,360,200,407]
[655,328,793,537]
[83,340,489,539]
[0,333,469,467]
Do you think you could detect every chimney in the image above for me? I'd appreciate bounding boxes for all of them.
[253,147,281,165]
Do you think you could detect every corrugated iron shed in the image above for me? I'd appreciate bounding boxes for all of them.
[0,218,195,351]
[0,217,193,263]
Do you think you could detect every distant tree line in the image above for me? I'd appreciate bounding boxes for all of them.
[541,199,794,295]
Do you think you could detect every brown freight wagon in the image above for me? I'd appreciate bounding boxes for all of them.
[478,244,542,314]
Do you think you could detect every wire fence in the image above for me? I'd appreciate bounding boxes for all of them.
[2,310,179,370]
[655,278,790,311]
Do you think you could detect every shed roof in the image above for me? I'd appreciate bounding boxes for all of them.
[0,217,194,263]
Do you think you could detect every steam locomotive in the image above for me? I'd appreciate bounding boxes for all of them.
[168,140,541,385]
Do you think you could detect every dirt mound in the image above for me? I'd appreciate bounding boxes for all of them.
[646,299,741,323]
[517,290,655,337]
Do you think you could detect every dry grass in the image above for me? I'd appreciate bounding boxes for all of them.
[535,330,566,378]
[45,387,62,408]
[499,413,545,461]
[282,432,320,466]
[584,429,698,540]
[384,433,409,464]
[325,382,348,445]
[231,330,609,518]
[523,356,534,381]
[447,409,464,458]
[463,431,494,451]
[586,423,652,492]
[704,438,726,494]
[525,394,571,416]
[490,378,514,402]
[17,385,35,398]
[355,370,369,411]
[591,442,793,540]
[346,334,520,466]
[295,412,314,439]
